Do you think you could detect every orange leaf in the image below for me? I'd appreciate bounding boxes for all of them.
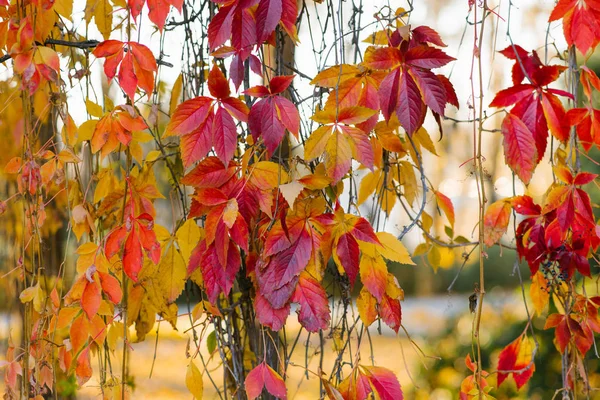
[483,199,512,246]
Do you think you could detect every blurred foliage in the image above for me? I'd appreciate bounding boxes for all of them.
[406,289,600,399]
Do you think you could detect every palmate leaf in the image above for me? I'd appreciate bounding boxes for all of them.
[549,0,600,55]
[363,26,457,135]
[166,67,249,166]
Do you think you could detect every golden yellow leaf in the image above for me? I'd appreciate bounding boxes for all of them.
[170,74,183,116]
[376,232,415,265]
[357,287,378,327]
[186,361,204,399]
[86,99,104,118]
[77,119,97,143]
[157,242,187,304]
[530,271,549,316]
[177,219,201,264]
[358,170,382,206]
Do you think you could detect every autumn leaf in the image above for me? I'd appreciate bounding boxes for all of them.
[483,199,512,246]
[245,362,287,400]
[549,0,600,54]
[291,273,330,332]
[186,361,204,399]
[530,271,550,316]
[497,334,536,389]
[361,365,403,400]
[93,41,157,100]
[105,213,161,282]
[501,113,538,184]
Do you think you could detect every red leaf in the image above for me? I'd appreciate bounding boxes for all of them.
[379,294,401,333]
[118,52,137,99]
[541,93,569,142]
[574,172,597,185]
[291,273,330,332]
[208,65,231,99]
[501,113,538,184]
[335,232,360,286]
[434,190,455,228]
[497,334,535,389]
[274,96,300,136]
[258,99,286,153]
[362,366,403,400]
[549,0,600,54]
[148,0,171,31]
[364,47,402,70]
[256,0,283,44]
[105,226,127,258]
[245,85,271,98]
[123,227,143,281]
[82,281,101,320]
[245,362,287,400]
[208,5,234,50]
[378,68,401,121]
[511,195,541,216]
[269,75,294,94]
[410,68,447,116]
[128,0,145,20]
[257,228,312,308]
[212,106,238,166]
[396,69,425,135]
[99,272,122,304]
[166,96,213,136]
[180,114,213,167]
[489,84,534,108]
[544,313,570,353]
[405,45,455,69]
[181,156,237,188]
[93,39,123,58]
[511,95,547,164]
[254,291,290,331]
[412,25,447,47]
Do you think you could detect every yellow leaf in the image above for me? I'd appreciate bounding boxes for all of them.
[249,161,290,188]
[87,0,113,40]
[77,119,96,143]
[157,243,187,304]
[399,161,418,206]
[58,149,81,164]
[186,361,204,399]
[530,271,549,316]
[130,141,143,165]
[86,99,104,118]
[170,74,183,115]
[53,0,73,19]
[427,245,441,272]
[386,273,404,300]
[177,219,201,264]
[358,170,381,206]
[414,127,438,156]
[357,288,378,327]
[310,64,361,87]
[376,232,414,265]
[146,150,162,163]
[20,284,39,303]
[304,125,332,160]
[61,114,78,146]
